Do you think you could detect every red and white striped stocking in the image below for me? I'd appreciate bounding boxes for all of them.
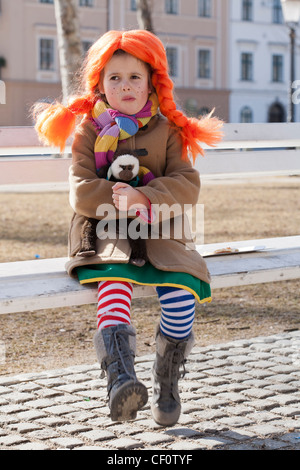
[97,281,133,330]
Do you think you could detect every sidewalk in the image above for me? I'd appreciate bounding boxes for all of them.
[0,331,299,451]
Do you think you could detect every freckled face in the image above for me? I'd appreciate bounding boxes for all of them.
[99,53,152,115]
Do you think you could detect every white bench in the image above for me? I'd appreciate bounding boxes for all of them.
[0,124,300,315]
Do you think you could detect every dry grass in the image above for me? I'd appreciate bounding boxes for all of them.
[0,178,299,376]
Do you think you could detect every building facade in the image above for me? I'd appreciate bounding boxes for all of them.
[229,0,300,123]
[0,0,230,126]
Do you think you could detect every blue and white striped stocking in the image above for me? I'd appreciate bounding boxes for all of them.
[156,286,195,340]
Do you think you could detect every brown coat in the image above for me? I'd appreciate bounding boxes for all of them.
[65,113,211,284]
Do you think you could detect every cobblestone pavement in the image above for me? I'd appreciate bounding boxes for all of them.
[0,331,299,451]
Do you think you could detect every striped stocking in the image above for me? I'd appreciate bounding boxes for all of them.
[97,282,195,340]
[156,286,195,339]
[97,281,133,330]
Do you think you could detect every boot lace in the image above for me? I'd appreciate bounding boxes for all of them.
[161,347,186,386]
[103,327,136,382]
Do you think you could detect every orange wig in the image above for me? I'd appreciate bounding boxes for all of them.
[34,29,223,162]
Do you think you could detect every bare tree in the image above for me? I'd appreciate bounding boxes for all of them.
[136,0,154,33]
[54,0,83,102]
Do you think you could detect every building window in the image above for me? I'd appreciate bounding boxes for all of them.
[199,106,211,116]
[268,102,285,122]
[273,0,283,23]
[79,0,93,6]
[242,0,253,21]
[198,0,211,17]
[166,47,178,77]
[240,106,253,123]
[272,54,284,82]
[198,50,211,79]
[165,0,178,15]
[130,0,137,11]
[185,99,198,117]
[40,0,54,3]
[39,38,55,71]
[82,41,93,55]
[241,52,253,81]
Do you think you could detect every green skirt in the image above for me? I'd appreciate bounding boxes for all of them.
[76,262,212,304]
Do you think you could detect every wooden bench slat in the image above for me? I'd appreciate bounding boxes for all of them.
[209,248,300,288]
[1,238,299,315]
[197,236,300,254]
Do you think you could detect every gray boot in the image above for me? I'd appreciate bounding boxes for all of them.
[94,324,148,421]
[151,328,195,427]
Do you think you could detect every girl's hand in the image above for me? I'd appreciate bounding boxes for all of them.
[112,182,150,212]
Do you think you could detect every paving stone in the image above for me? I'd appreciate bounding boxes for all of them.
[225,443,258,450]
[63,410,97,422]
[252,438,291,450]
[42,404,77,416]
[27,428,61,440]
[265,383,299,393]
[271,406,300,417]
[267,394,300,406]
[7,422,42,434]
[0,331,299,450]
[168,440,207,450]
[15,442,52,450]
[164,427,202,438]
[246,423,283,436]
[242,388,275,399]
[50,437,84,449]
[188,437,231,449]
[280,432,300,446]
[4,392,34,404]
[35,417,70,427]
[17,409,47,421]
[133,432,174,445]
[58,423,93,435]
[218,416,254,428]
[80,429,115,442]
[109,437,143,449]
[247,399,278,411]
[26,398,55,409]
[0,386,13,395]
[0,434,29,447]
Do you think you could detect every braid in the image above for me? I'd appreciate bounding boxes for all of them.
[33,93,95,151]
[152,69,222,163]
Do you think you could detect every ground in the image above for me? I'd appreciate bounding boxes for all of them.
[0,178,299,376]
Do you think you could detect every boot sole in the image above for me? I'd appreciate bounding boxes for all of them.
[110,381,148,422]
[151,402,181,427]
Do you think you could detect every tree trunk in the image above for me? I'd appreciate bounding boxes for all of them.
[54,0,83,102]
[136,0,154,33]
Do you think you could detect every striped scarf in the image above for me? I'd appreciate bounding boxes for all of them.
[92,93,159,174]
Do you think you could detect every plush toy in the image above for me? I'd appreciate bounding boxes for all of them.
[77,149,155,267]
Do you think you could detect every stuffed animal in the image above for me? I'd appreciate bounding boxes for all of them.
[77,149,155,267]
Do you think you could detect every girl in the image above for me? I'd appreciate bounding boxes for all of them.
[34,30,223,426]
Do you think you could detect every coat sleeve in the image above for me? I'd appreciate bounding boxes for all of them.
[136,126,201,222]
[69,118,117,219]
